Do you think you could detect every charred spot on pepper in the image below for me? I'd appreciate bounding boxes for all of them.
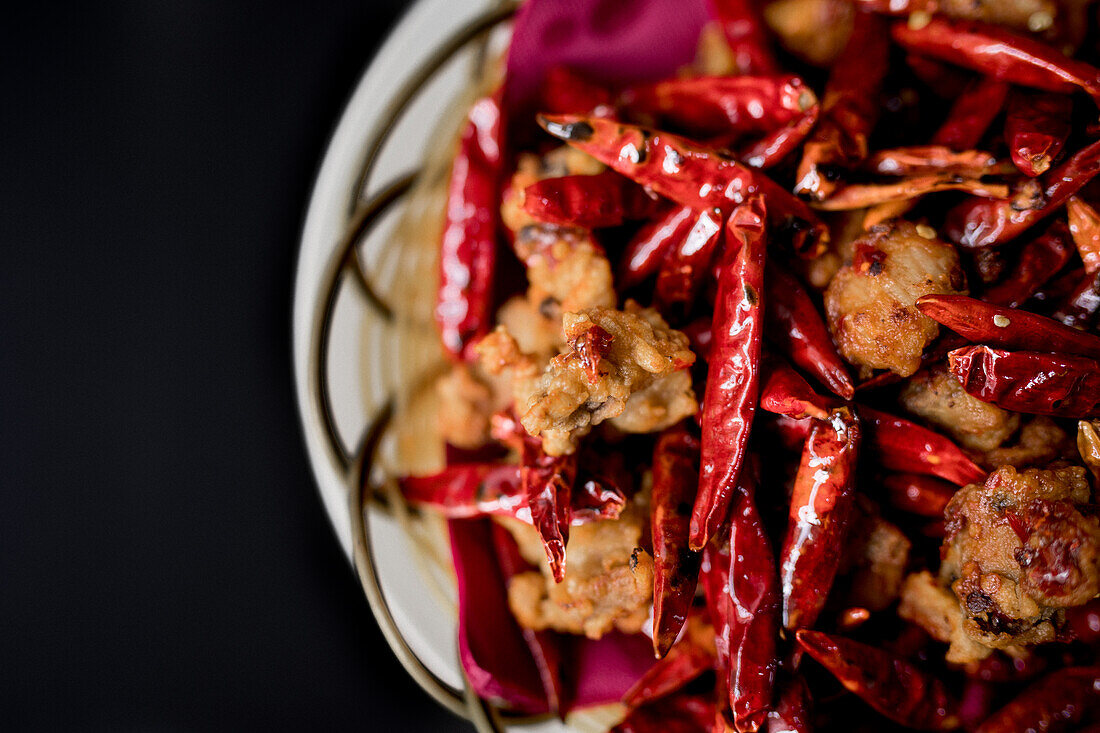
[744,283,759,307]
[538,116,594,142]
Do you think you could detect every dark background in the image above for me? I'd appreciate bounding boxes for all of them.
[1,1,470,729]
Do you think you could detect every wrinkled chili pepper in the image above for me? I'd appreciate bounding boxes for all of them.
[540,65,615,116]
[982,221,1073,307]
[859,406,987,485]
[883,473,956,517]
[691,198,766,551]
[622,628,714,707]
[759,355,830,421]
[864,146,1003,178]
[725,467,780,731]
[1005,91,1072,177]
[764,261,854,400]
[932,77,1010,151]
[437,91,504,360]
[654,208,724,314]
[974,666,1100,733]
[710,0,779,75]
[796,630,961,730]
[1052,269,1100,328]
[766,673,812,733]
[522,440,577,583]
[740,105,820,170]
[521,170,661,229]
[948,345,1100,418]
[917,293,1100,360]
[618,205,697,290]
[490,523,565,714]
[700,528,732,673]
[650,426,704,658]
[1067,196,1100,274]
[814,176,1010,211]
[613,691,717,733]
[779,408,861,631]
[536,114,827,256]
[892,17,1100,106]
[945,138,1100,249]
[795,11,889,201]
[620,75,816,137]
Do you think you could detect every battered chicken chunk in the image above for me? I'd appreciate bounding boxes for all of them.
[899,571,995,664]
[763,0,854,67]
[495,294,562,365]
[825,220,966,377]
[513,224,615,314]
[982,417,1075,470]
[941,465,1100,652]
[520,303,698,456]
[900,364,1020,453]
[839,504,912,612]
[500,502,654,639]
[435,364,495,449]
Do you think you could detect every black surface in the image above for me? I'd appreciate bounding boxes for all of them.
[1,2,469,730]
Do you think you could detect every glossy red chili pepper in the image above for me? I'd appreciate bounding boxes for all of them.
[764,262,854,400]
[931,77,1009,151]
[892,17,1100,106]
[691,198,767,551]
[613,691,717,733]
[654,208,724,314]
[948,345,1100,418]
[540,65,615,116]
[522,441,577,583]
[795,11,889,201]
[536,114,827,256]
[1004,91,1072,177]
[945,139,1100,249]
[766,673,812,733]
[1052,269,1100,329]
[864,146,1003,178]
[618,205,697,290]
[814,176,1010,210]
[859,406,987,486]
[622,634,714,708]
[883,473,956,517]
[725,469,780,731]
[974,666,1100,733]
[779,408,861,631]
[682,317,714,363]
[701,529,732,674]
[650,426,704,658]
[1067,196,1100,275]
[796,630,961,730]
[740,105,820,170]
[437,91,504,360]
[759,356,830,421]
[918,294,1100,360]
[710,0,779,75]
[490,523,565,714]
[521,170,661,229]
[982,221,1073,307]
[620,75,815,137]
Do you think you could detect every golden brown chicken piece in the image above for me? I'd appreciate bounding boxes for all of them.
[500,501,654,639]
[513,224,615,315]
[899,571,995,664]
[763,0,854,67]
[941,465,1100,652]
[825,220,966,377]
[840,505,912,612]
[435,364,495,449]
[900,364,1020,453]
[982,417,1075,470]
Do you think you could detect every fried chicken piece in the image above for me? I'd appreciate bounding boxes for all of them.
[495,294,562,365]
[941,465,1100,652]
[763,0,855,67]
[982,417,1075,470]
[520,304,697,456]
[825,220,966,378]
[1077,419,1100,485]
[899,571,994,664]
[513,224,615,314]
[900,364,1020,453]
[840,503,912,612]
[500,502,654,639]
[435,364,495,449]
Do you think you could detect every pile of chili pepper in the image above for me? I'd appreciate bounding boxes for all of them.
[397,0,1100,729]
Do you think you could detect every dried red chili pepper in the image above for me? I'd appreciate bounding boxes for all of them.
[766,673,812,733]
[948,345,1100,418]
[521,441,577,583]
[400,463,525,519]
[622,629,714,708]
[945,139,1100,249]
[437,91,504,360]
[521,170,661,229]
[490,523,565,714]
[1065,597,1100,644]
[682,317,713,363]
[650,426,703,658]
[1052,269,1100,329]
[764,261,854,400]
[618,205,697,290]
[859,406,987,486]
[779,408,861,631]
[982,221,1073,307]
[796,630,961,730]
[536,114,827,256]
[540,65,615,116]
[1004,91,1072,177]
[620,75,815,137]
[613,691,717,733]
[794,11,889,201]
[739,105,820,170]
[917,293,1100,360]
[710,0,779,75]
[759,356,830,421]
[654,208,724,313]
[691,198,767,551]
[700,528,732,673]
[974,666,1100,733]
[883,473,956,517]
[725,468,780,731]
[892,17,1100,106]
[1067,195,1100,274]
[932,77,1010,151]
[814,176,1010,211]
[864,146,1003,178]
